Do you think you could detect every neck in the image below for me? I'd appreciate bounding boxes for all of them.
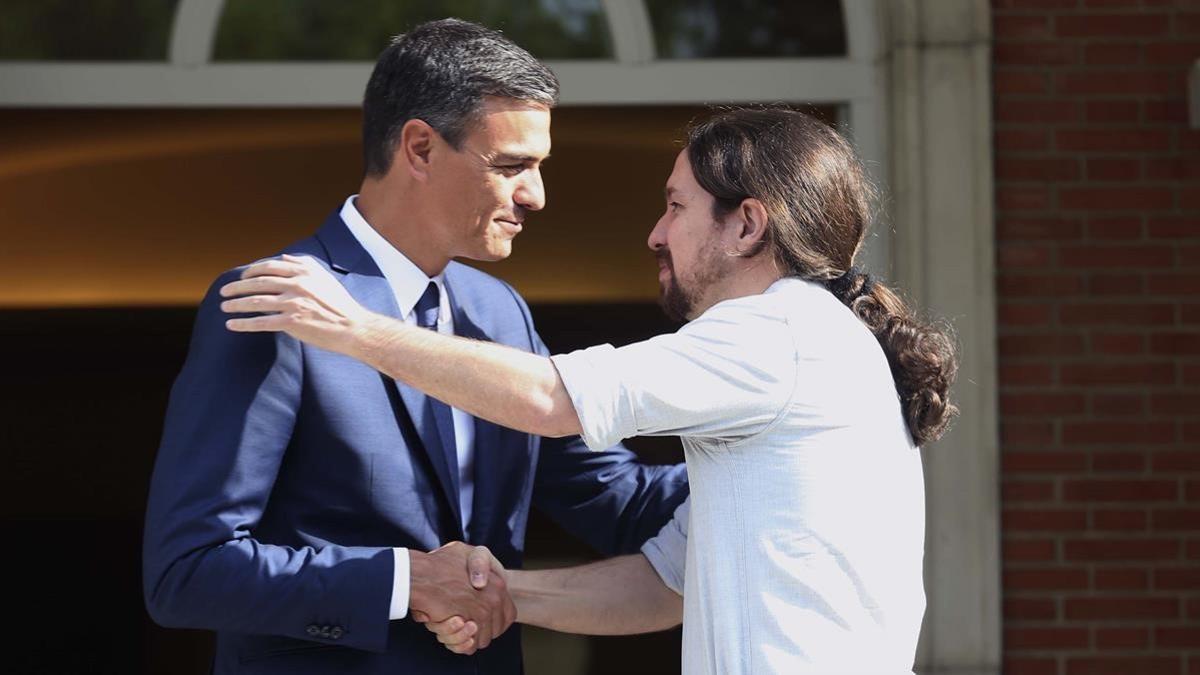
[691,256,784,319]
[355,178,450,277]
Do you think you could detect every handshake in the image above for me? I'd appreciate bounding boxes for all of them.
[407,541,514,655]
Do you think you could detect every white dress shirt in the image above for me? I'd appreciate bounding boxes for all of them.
[339,195,477,621]
[551,277,927,674]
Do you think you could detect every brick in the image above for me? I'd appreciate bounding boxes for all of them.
[999,218,1084,241]
[1092,509,1149,532]
[1057,13,1170,37]
[1086,158,1141,182]
[1184,304,1200,324]
[1084,42,1142,66]
[1003,479,1056,502]
[1146,99,1190,124]
[1057,129,1171,153]
[1004,597,1057,621]
[1001,363,1056,386]
[1002,392,1086,415]
[996,71,1050,95]
[1094,567,1148,590]
[1151,508,1200,530]
[1063,479,1177,502]
[1086,100,1140,124]
[1088,217,1144,240]
[1185,244,1200,266]
[1003,421,1056,445]
[1191,480,1200,502]
[1087,273,1144,295]
[1056,71,1178,96]
[1007,626,1090,649]
[996,128,1050,152]
[996,99,1081,124]
[1061,245,1172,267]
[1004,538,1057,562]
[1095,627,1148,650]
[1059,188,1173,211]
[1185,365,1200,387]
[1149,217,1200,239]
[1157,627,1200,648]
[1190,597,1200,622]
[1064,421,1176,445]
[1090,452,1146,472]
[1092,393,1146,416]
[1152,451,1200,472]
[1147,272,1200,294]
[999,273,1084,296]
[1145,42,1200,66]
[1146,156,1200,181]
[1061,363,1174,386]
[1150,333,1200,355]
[998,157,1081,182]
[994,42,1078,66]
[1179,12,1200,36]
[996,15,1054,40]
[1155,567,1200,589]
[1005,567,1089,591]
[1151,393,1200,415]
[1060,303,1174,325]
[1000,334,1086,357]
[1066,656,1181,675]
[1005,451,1087,472]
[1005,509,1089,531]
[999,244,1054,268]
[1090,334,1146,356]
[1065,538,1180,561]
[1000,303,1054,326]
[998,186,1052,210]
[1004,657,1057,675]
[1064,596,1179,619]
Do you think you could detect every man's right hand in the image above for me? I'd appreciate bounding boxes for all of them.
[408,542,515,651]
[412,544,509,655]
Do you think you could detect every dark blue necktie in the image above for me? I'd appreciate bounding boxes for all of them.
[414,282,459,489]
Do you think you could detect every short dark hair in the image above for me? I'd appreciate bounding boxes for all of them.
[361,18,559,176]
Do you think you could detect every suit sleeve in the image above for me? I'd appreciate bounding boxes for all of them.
[501,284,690,556]
[142,269,393,653]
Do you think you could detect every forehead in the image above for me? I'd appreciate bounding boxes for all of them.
[665,149,704,198]
[465,97,552,158]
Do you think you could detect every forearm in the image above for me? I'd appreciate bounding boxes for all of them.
[508,554,682,635]
[347,313,581,437]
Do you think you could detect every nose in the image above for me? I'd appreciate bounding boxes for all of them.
[514,167,546,212]
[647,212,668,251]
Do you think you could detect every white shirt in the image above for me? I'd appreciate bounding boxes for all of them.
[551,277,926,674]
[339,195,477,621]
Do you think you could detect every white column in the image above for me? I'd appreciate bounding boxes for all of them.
[884,1,1000,673]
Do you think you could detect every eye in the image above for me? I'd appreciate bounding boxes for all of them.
[668,201,683,212]
[494,164,525,176]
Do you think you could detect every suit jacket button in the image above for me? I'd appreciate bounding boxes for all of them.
[319,625,332,638]
[306,625,320,637]
[330,627,344,640]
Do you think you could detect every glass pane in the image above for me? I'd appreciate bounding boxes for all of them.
[648,0,846,59]
[214,0,612,61]
[0,0,178,60]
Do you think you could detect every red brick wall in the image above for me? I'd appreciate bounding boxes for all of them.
[993,1,1200,673]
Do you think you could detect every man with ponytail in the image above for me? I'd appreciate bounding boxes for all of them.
[219,107,958,674]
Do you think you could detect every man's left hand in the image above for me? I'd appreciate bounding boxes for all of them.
[220,254,370,353]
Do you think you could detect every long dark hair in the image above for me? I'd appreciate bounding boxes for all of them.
[686,107,958,446]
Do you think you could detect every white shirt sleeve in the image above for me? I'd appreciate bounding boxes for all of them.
[550,298,796,451]
[641,497,690,596]
[388,547,410,620]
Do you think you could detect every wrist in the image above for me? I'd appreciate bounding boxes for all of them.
[407,549,431,611]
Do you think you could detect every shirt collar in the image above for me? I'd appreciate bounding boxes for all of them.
[339,195,445,320]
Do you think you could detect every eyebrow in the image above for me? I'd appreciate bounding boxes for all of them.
[494,153,550,163]
[664,186,678,199]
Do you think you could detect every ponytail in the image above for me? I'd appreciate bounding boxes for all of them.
[825,268,958,446]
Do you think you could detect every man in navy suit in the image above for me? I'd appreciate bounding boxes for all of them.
[142,19,687,674]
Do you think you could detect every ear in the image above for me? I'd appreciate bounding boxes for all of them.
[732,198,770,255]
[398,119,438,181]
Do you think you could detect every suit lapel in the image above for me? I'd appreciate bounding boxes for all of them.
[315,212,464,534]
[444,272,508,544]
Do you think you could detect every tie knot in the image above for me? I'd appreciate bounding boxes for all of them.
[415,281,440,329]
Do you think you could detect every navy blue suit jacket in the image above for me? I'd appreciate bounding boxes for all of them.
[143,210,688,674]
